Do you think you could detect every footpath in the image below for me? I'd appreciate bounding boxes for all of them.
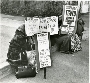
[0,14,25,28]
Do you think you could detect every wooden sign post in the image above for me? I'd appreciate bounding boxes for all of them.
[36,32,51,79]
[44,67,46,79]
[25,17,53,79]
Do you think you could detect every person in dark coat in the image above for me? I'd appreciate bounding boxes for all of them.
[7,24,33,60]
[76,18,85,40]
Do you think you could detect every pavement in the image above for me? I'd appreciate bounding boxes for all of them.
[0,14,25,79]
[0,13,89,83]
[0,14,25,28]
[0,14,25,63]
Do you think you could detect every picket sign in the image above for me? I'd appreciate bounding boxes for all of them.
[25,16,58,79]
[33,32,51,79]
[37,32,51,79]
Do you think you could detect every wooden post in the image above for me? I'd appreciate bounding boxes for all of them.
[44,67,46,79]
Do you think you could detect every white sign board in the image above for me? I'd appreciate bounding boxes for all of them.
[25,17,40,36]
[25,16,59,35]
[63,5,78,26]
[39,18,47,33]
[33,17,40,34]
[37,33,51,68]
[47,16,58,35]
[62,5,78,34]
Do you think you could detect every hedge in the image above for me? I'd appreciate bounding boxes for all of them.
[1,1,78,17]
[1,1,64,16]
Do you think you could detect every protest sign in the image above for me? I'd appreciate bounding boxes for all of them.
[25,17,40,36]
[25,17,34,36]
[37,33,51,68]
[33,17,40,34]
[39,17,47,33]
[47,16,58,35]
[62,5,78,34]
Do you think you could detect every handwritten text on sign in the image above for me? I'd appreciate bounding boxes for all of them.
[39,18,47,33]
[25,16,58,36]
[37,33,51,68]
[61,5,78,34]
[63,5,78,26]
[47,16,58,35]
[25,17,40,36]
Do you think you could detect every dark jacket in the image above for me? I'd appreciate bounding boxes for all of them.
[76,18,85,36]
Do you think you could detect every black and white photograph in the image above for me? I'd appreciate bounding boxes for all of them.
[0,0,89,83]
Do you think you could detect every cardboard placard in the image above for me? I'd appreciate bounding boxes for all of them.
[39,18,47,33]
[33,17,40,34]
[37,33,51,68]
[47,16,58,35]
[62,5,78,34]
[25,17,40,36]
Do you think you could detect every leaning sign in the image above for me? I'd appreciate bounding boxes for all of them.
[61,5,78,34]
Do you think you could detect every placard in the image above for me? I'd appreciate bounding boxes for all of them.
[63,5,77,26]
[25,17,40,36]
[39,17,47,33]
[33,17,40,34]
[62,5,78,34]
[37,33,51,68]
[47,16,58,35]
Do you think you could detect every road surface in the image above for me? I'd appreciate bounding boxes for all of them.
[0,14,89,83]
